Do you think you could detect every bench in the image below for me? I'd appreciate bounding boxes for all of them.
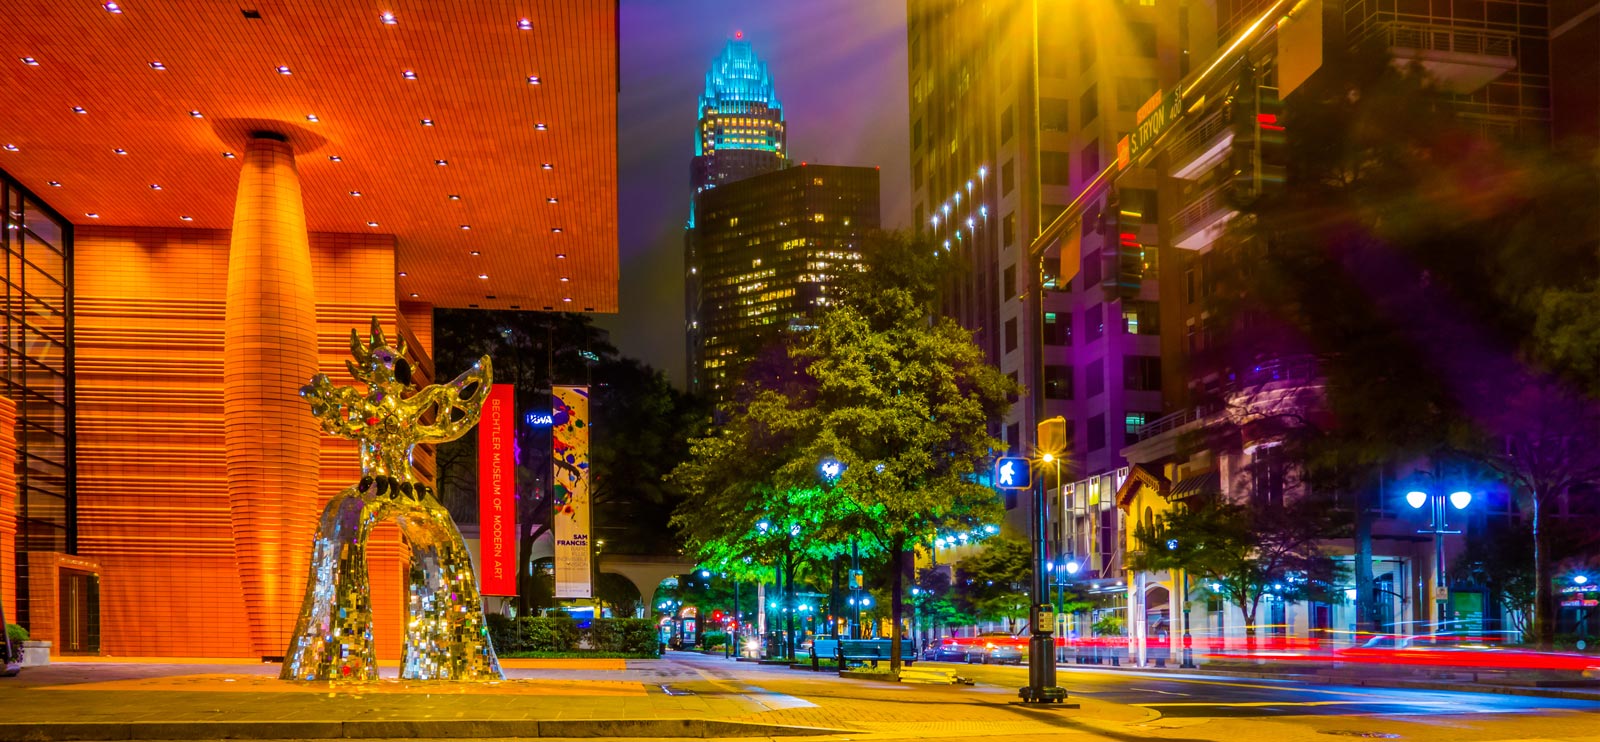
[812,637,916,669]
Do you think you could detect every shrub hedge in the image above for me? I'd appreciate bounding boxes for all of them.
[483,615,658,656]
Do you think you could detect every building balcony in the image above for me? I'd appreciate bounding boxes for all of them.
[1364,21,1517,94]
[1168,109,1234,181]
[1171,184,1236,251]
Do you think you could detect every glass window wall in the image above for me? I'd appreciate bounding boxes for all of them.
[2,171,75,631]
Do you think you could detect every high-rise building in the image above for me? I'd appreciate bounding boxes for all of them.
[906,0,1214,551]
[691,34,788,195]
[692,165,881,401]
[686,36,790,391]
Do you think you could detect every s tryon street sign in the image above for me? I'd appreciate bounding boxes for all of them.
[994,457,1031,490]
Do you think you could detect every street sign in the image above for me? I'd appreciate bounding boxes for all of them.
[1123,87,1183,168]
[994,457,1031,490]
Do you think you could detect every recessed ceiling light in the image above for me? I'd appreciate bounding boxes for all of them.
[546,197,558,204]
[329,155,342,162]
[403,70,417,80]
[180,215,194,221]
[555,253,567,259]
[20,57,39,66]
[103,2,123,13]
[113,148,127,155]
[517,18,532,30]
[222,151,235,158]
[149,61,165,70]
[435,159,447,166]
[559,276,569,282]
[305,114,319,122]
[535,123,548,131]
[380,10,397,24]
[527,75,542,85]
[2,144,17,152]
[448,194,461,201]
[367,221,378,227]
[189,110,203,118]
[420,118,434,126]
[398,271,408,277]
[541,163,553,170]
[551,227,563,233]
[276,65,291,75]
[72,106,87,114]
[471,250,481,256]
[410,292,419,298]
[478,274,488,280]
[350,191,362,197]
[460,224,470,230]
[563,297,573,303]
[86,213,99,218]
[150,184,162,190]
[47,181,60,187]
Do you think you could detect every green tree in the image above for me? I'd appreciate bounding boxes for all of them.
[1129,497,1345,641]
[952,537,1032,630]
[672,231,1017,673]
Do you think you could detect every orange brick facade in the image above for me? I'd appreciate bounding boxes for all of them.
[74,222,427,658]
[0,397,15,625]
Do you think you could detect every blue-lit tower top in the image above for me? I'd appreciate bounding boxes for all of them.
[691,33,787,194]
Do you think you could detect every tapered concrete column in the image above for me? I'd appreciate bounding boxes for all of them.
[224,134,321,658]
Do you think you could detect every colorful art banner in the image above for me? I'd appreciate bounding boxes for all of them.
[552,386,592,598]
[477,383,517,596]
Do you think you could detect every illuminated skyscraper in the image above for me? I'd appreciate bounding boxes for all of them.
[690,33,788,195]
[686,35,789,392]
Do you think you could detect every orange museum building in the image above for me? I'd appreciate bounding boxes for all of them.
[0,0,618,659]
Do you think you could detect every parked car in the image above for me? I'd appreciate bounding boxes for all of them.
[966,632,1024,665]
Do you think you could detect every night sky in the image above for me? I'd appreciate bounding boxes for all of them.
[594,0,911,389]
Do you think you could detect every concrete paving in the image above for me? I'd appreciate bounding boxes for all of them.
[0,652,1595,741]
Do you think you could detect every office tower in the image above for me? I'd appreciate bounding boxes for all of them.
[906,0,1211,552]
[686,36,789,390]
[692,165,881,401]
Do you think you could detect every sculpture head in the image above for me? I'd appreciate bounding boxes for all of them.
[347,317,413,390]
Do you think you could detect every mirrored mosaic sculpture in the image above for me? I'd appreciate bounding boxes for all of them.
[280,317,503,681]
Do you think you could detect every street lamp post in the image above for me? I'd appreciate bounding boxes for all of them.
[1406,487,1472,635]
[1022,452,1067,703]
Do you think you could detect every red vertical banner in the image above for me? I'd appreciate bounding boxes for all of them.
[478,383,517,596]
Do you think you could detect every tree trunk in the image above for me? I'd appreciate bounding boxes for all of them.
[1532,491,1556,649]
[1242,598,1259,653]
[784,551,797,661]
[890,539,906,674]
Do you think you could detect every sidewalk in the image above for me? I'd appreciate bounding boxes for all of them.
[0,654,1148,741]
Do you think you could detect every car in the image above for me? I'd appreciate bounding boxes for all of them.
[965,632,1025,665]
[923,637,970,661]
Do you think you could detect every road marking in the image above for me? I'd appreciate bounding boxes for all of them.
[683,664,817,711]
[1130,687,1191,696]
[1135,700,1449,708]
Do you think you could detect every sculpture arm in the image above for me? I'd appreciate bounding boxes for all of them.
[411,356,493,444]
[302,373,372,440]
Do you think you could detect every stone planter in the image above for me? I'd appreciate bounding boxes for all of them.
[19,641,50,667]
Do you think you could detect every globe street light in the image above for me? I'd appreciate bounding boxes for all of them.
[1407,487,1472,634]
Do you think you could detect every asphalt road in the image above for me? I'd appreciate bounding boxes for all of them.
[919,659,1599,718]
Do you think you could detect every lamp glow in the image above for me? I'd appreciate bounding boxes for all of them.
[1449,491,1472,510]
[1065,560,1080,575]
[1405,491,1429,509]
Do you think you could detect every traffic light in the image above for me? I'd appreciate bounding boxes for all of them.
[1101,190,1147,300]
[1230,65,1285,202]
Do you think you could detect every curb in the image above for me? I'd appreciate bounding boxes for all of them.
[0,719,852,741]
